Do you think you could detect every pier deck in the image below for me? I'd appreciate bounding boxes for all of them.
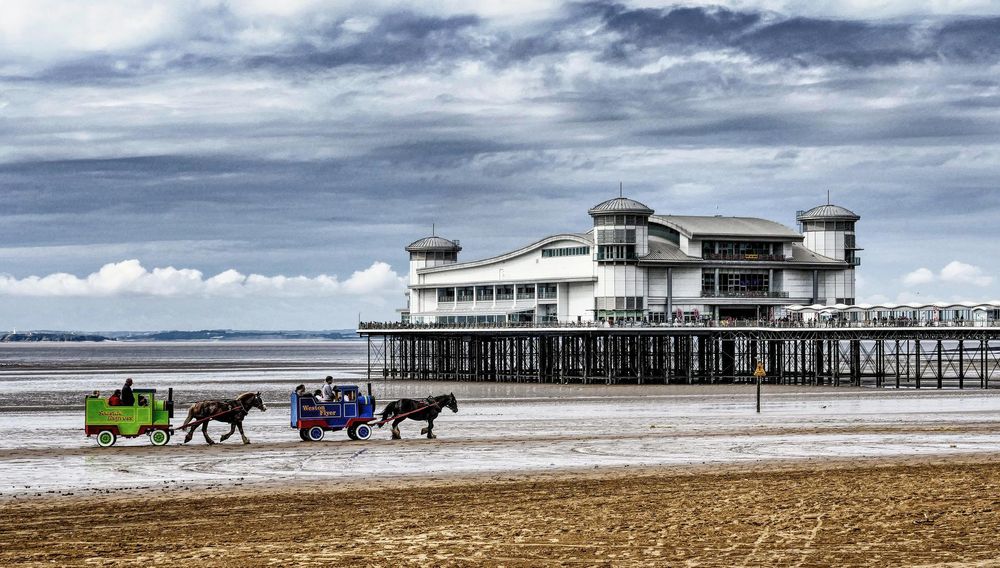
[359,323,1000,388]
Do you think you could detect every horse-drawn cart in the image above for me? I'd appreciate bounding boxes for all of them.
[291,384,377,442]
[84,388,174,447]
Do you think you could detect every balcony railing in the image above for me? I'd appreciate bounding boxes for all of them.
[702,253,786,261]
[516,293,536,300]
[360,319,993,331]
[538,291,557,299]
[700,290,789,298]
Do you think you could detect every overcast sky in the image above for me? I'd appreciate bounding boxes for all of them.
[1,0,1000,330]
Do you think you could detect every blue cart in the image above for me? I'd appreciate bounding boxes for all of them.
[291,384,376,442]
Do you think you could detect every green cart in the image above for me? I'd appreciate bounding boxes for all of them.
[84,388,175,447]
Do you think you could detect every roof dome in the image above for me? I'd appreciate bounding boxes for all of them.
[796,203,860,221]
[405,235,462,252]
[588,197,654,216]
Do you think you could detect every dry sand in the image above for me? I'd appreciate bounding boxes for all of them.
[4,456,1000,567]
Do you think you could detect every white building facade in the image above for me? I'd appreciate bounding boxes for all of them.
[402,197,860,324]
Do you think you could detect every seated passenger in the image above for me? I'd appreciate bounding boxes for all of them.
[121,377,135,406]
[294,384,307,397]
[108,389,122,406]
[321,376,338,402]
[313,389,322,397]
[137,395,149,407]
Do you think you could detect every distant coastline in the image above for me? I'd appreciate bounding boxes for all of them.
[0,332,111,342]
[0,329,360,342]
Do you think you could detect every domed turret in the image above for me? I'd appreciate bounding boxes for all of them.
[406,230,461,288]
[587,197,655,216]
[589,195,652,260]
[796,204,860,222]
[796,201,860,263]
[405,236,462,254]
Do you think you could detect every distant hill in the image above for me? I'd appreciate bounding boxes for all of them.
[0,332,112,342]
[106,329,360,341]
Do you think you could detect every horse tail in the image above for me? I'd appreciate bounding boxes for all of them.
[377,400,397,428]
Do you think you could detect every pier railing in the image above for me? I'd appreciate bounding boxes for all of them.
[359,319,990,331]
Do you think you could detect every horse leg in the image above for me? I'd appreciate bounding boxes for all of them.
[202,421,215,445]
[391,417,402,439]
[219,422,236,442]
[182,409,196,443]
[425,418,436,439]
[237,421,250,444]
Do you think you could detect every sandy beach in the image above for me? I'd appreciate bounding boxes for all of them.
[5,342,1000,566]
[4,456,1000,567]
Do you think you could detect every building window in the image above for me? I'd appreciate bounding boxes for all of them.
[702,269,778,297]
[596,245,637,261]
[541,246,590,257]
[538,284,557,299]
[595,296,645,319]
[702,240,780,261]
[496,285,514,301]
[456,287,474,302]
[476,286,494,301]
[516,284,536,300]
[437,288,455,302]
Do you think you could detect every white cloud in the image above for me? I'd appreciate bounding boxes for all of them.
[902,267,935,287]
[940,260,993,287]
[0,259,406,299]
[901,261,993,288]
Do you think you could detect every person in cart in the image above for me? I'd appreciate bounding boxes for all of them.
[321,376,340,402]
[108,389,122,406]
[121,377,135,406]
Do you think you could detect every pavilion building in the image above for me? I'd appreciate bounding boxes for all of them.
[401,196,860,324]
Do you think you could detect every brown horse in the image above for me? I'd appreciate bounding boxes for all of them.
[181,392,267,445]
[378,393,458,439]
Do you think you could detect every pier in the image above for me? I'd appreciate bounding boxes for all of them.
[360,323,1000,388]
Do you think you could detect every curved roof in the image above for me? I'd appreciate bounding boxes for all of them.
[405,235,462,252]
[588,197,654,216]
[651,215,802,240]
[796,204,860,221]
[418,233,592,273]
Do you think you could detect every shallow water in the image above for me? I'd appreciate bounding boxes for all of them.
[3,341,1000,498]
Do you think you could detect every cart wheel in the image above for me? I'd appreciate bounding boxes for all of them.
[149,429,170,446]
[307,426,325,442]
[96,430,117,448]
[299,429,311,442]
[347,425,358,440]
[354,424,373,441]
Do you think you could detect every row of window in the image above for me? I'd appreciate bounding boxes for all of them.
[702,269,771,293]
[595,296,645,310]
[541,246,590,258]
[594,215,648,226]
[595,229,637,245]
[596,245,638,261]
[437,284,558,303]
[802,220,856,232]
[702,240,779,258]
[411,251,458,261]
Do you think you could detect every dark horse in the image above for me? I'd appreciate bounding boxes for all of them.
[378,393,458,439]
[181,391,267,445]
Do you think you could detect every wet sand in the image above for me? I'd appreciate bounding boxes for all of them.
[4,456,1000,567]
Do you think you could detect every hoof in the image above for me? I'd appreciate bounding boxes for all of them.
[420,427,428,435]
[428,434,436,439]
[242,439,250,445]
